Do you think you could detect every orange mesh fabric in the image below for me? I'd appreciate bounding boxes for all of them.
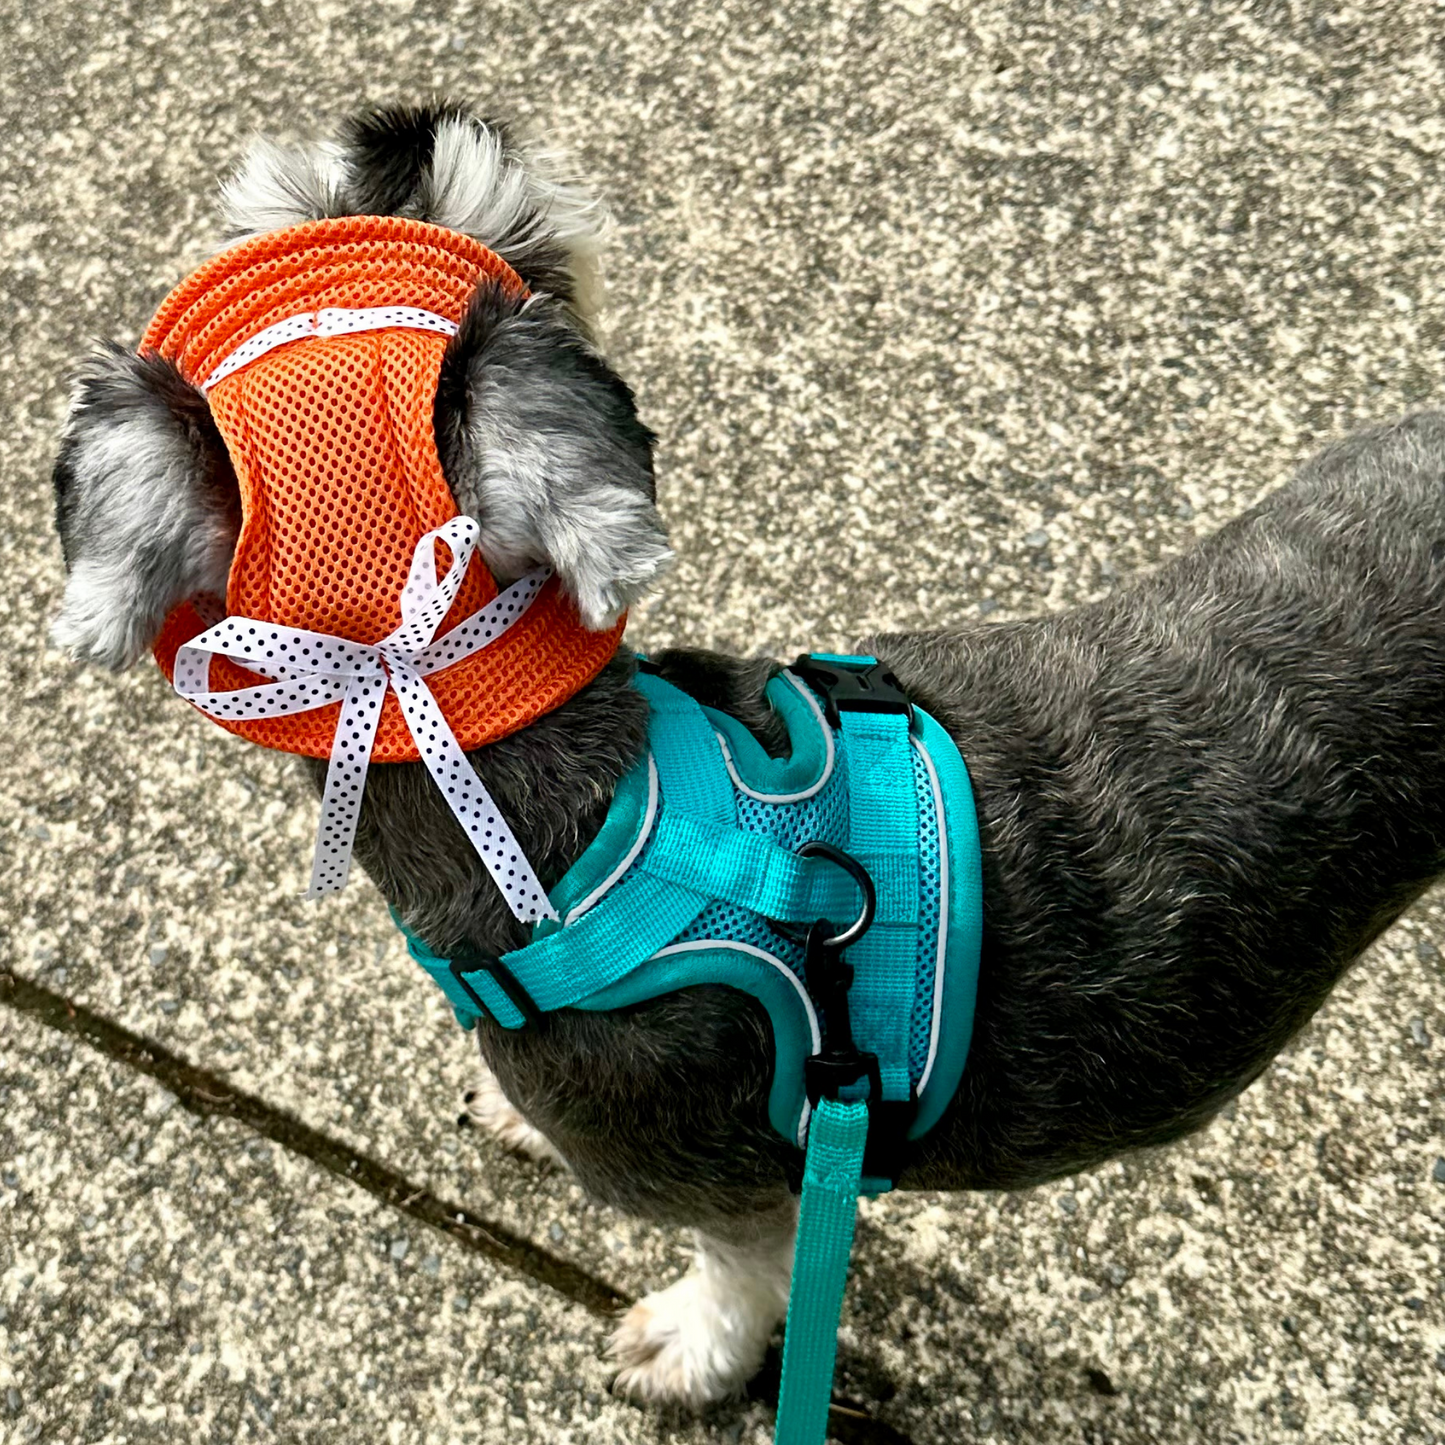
[146,216,624,761]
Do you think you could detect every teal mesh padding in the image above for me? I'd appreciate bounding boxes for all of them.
[680,733,944,1094]
[569,702,945,1094]
[675,901,805,970]
[909,744,942,1082]
[733,764,850,854]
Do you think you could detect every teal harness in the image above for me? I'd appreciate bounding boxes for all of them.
[399,655,983,1444]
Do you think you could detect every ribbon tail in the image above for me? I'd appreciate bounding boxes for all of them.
[173,642,212,697]
[305,672,389,899]
[387,659,559,923]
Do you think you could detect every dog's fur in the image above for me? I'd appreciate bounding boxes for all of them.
[52,103,1445,1408]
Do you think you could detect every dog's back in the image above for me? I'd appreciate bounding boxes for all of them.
[883,411,1445,1189]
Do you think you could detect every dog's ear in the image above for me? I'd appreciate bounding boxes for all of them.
[220,102,605,329]
[436,285,671,631]
[51,346,240,669]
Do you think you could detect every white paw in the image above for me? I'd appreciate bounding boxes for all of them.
[608,1270,775,1409]
[462,1066,566,1168]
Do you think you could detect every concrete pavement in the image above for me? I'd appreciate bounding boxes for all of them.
[2,1,1443,1440]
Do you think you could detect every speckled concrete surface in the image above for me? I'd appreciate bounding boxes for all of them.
[0,1010,752,1445]
[2,1,1444,1442]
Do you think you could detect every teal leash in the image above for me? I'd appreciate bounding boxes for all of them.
[772,871,897,1445]
[774,1096,870,1444]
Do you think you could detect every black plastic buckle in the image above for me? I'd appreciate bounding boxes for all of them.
[860,1095,917,1185]
[449,946,544,1029]
[789,655,914,730]
[804,1049,882,1107]
[798,908,918,1187]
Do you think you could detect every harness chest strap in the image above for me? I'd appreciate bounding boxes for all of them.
[405,671,921,1049]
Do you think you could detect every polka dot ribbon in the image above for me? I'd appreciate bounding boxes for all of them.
[171,517,560,921]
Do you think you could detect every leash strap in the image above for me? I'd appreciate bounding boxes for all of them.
[774,1096,870,1445]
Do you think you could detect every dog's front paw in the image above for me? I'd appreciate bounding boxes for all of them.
[608,1272,772,1409]
[462,1065,566,1168]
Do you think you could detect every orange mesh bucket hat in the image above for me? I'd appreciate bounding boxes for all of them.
[147,214,623,763]
[143,216,625,915]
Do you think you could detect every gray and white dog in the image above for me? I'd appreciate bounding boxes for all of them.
[51,103,1445,1407]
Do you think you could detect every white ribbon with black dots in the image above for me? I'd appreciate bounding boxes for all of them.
[199,306,460,391]
[172,517,560,921]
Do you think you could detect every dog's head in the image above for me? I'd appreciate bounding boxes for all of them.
[51,101,672,670]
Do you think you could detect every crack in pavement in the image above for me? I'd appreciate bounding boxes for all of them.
[1,966,629,1312]
[2,968,915,1445]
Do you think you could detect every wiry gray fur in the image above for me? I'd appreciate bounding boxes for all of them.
[51,347,238,669]
[221,104,605,327]
[469,411,1445,1227]
[217,136,350,238]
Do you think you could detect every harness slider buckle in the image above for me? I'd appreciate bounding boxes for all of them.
[789,655,915,730]
[448,946,545,1029]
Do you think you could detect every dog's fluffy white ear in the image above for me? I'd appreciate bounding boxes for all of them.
[219,103,606,330]
[51,347,240,670]
[436,289,672,631]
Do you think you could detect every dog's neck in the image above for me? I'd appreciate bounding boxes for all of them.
[303,647,787,958]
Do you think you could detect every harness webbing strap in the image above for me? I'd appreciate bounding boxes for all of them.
[774,1096,870,1445]
[461,675,920,1035]
[634,671,734,821]
[484,871,710,1021]
[641,813,918,925]
[404,676,731,1028]
[450,675,732,1025]
[839,711,919,1104]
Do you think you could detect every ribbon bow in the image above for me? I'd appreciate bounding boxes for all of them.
[172,517,559,922]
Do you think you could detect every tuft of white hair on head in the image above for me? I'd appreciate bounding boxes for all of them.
[218,135,349,242]
[423,116,607,327]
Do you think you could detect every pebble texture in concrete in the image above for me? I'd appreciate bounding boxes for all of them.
[2,1,1444,1442]
[1,1010,743,1444]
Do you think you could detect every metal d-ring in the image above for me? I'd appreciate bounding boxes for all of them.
[767,839,875,951]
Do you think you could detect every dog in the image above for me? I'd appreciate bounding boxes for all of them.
[50,100,1445,1411]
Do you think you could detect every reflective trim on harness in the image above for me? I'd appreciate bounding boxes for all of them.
[715,672,837,803]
